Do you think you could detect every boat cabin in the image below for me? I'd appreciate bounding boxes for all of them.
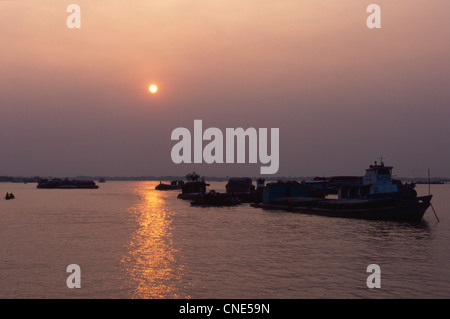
[338,161,399,199]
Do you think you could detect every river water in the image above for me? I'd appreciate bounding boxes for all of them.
[1,181,449,298]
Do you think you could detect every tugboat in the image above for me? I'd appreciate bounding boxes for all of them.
[253,161,432,221]
[338,161,415,200]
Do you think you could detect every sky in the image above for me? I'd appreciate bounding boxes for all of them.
[1,0,450,178]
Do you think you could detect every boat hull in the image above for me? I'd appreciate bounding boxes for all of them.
[252,195,432,221]
[37,185,98,189]
[155,184,182,190]
[36,178,99,189]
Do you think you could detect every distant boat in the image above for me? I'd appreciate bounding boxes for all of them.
[224,177,257,202]
[177,180,209,200]
[225,177,255,194]
[415,181,444,185]
[190,190,240,207]
[5,193,15,200]
[253,161,432,221]
[155,180,184,190]
[37,178,99,189]
[98,178,106,183]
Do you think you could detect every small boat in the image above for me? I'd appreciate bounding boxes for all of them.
[155,180,184,190]
[253,161,432,221]
[5,193,15,200]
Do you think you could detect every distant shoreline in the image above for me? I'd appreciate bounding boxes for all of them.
[1,175,449,183]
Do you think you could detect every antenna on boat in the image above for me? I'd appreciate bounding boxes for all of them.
[428,168,440,223]
[431,204,440,223]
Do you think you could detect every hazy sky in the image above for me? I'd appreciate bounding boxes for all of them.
[1,0,449,178]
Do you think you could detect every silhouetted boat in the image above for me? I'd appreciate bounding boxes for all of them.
[225,177,257,202]
[5,193,15,200]
[253,195,431,221]
[225,177,255,194]
[177,180,209,200]
[155,180,184,190]
[190,190,240,207]
[253,161,432,221]
[37,178,99,189]
[415,181,444,185]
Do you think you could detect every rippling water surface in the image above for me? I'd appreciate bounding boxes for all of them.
[1,181,449,298]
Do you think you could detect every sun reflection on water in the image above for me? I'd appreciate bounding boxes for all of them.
[123,182,184,298]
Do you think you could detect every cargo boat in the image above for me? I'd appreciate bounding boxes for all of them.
[37,178,99,189]
[155,180,184,190]
[252,161,432,221]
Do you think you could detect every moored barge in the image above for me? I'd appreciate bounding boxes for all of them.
[253,161,432,221]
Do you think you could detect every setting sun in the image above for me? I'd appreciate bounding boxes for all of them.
[149,84,158,94]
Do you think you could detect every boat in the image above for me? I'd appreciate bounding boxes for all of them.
[190,190,241,207]
[415,181,444,185]
[225,177,255,193]
[252,161,432,221]
[177,180,209,200]
[155,180,184,190]
[254,195,432,221]
[37,178,99,189]
[5,193,15,200]
[225,177,257,202]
